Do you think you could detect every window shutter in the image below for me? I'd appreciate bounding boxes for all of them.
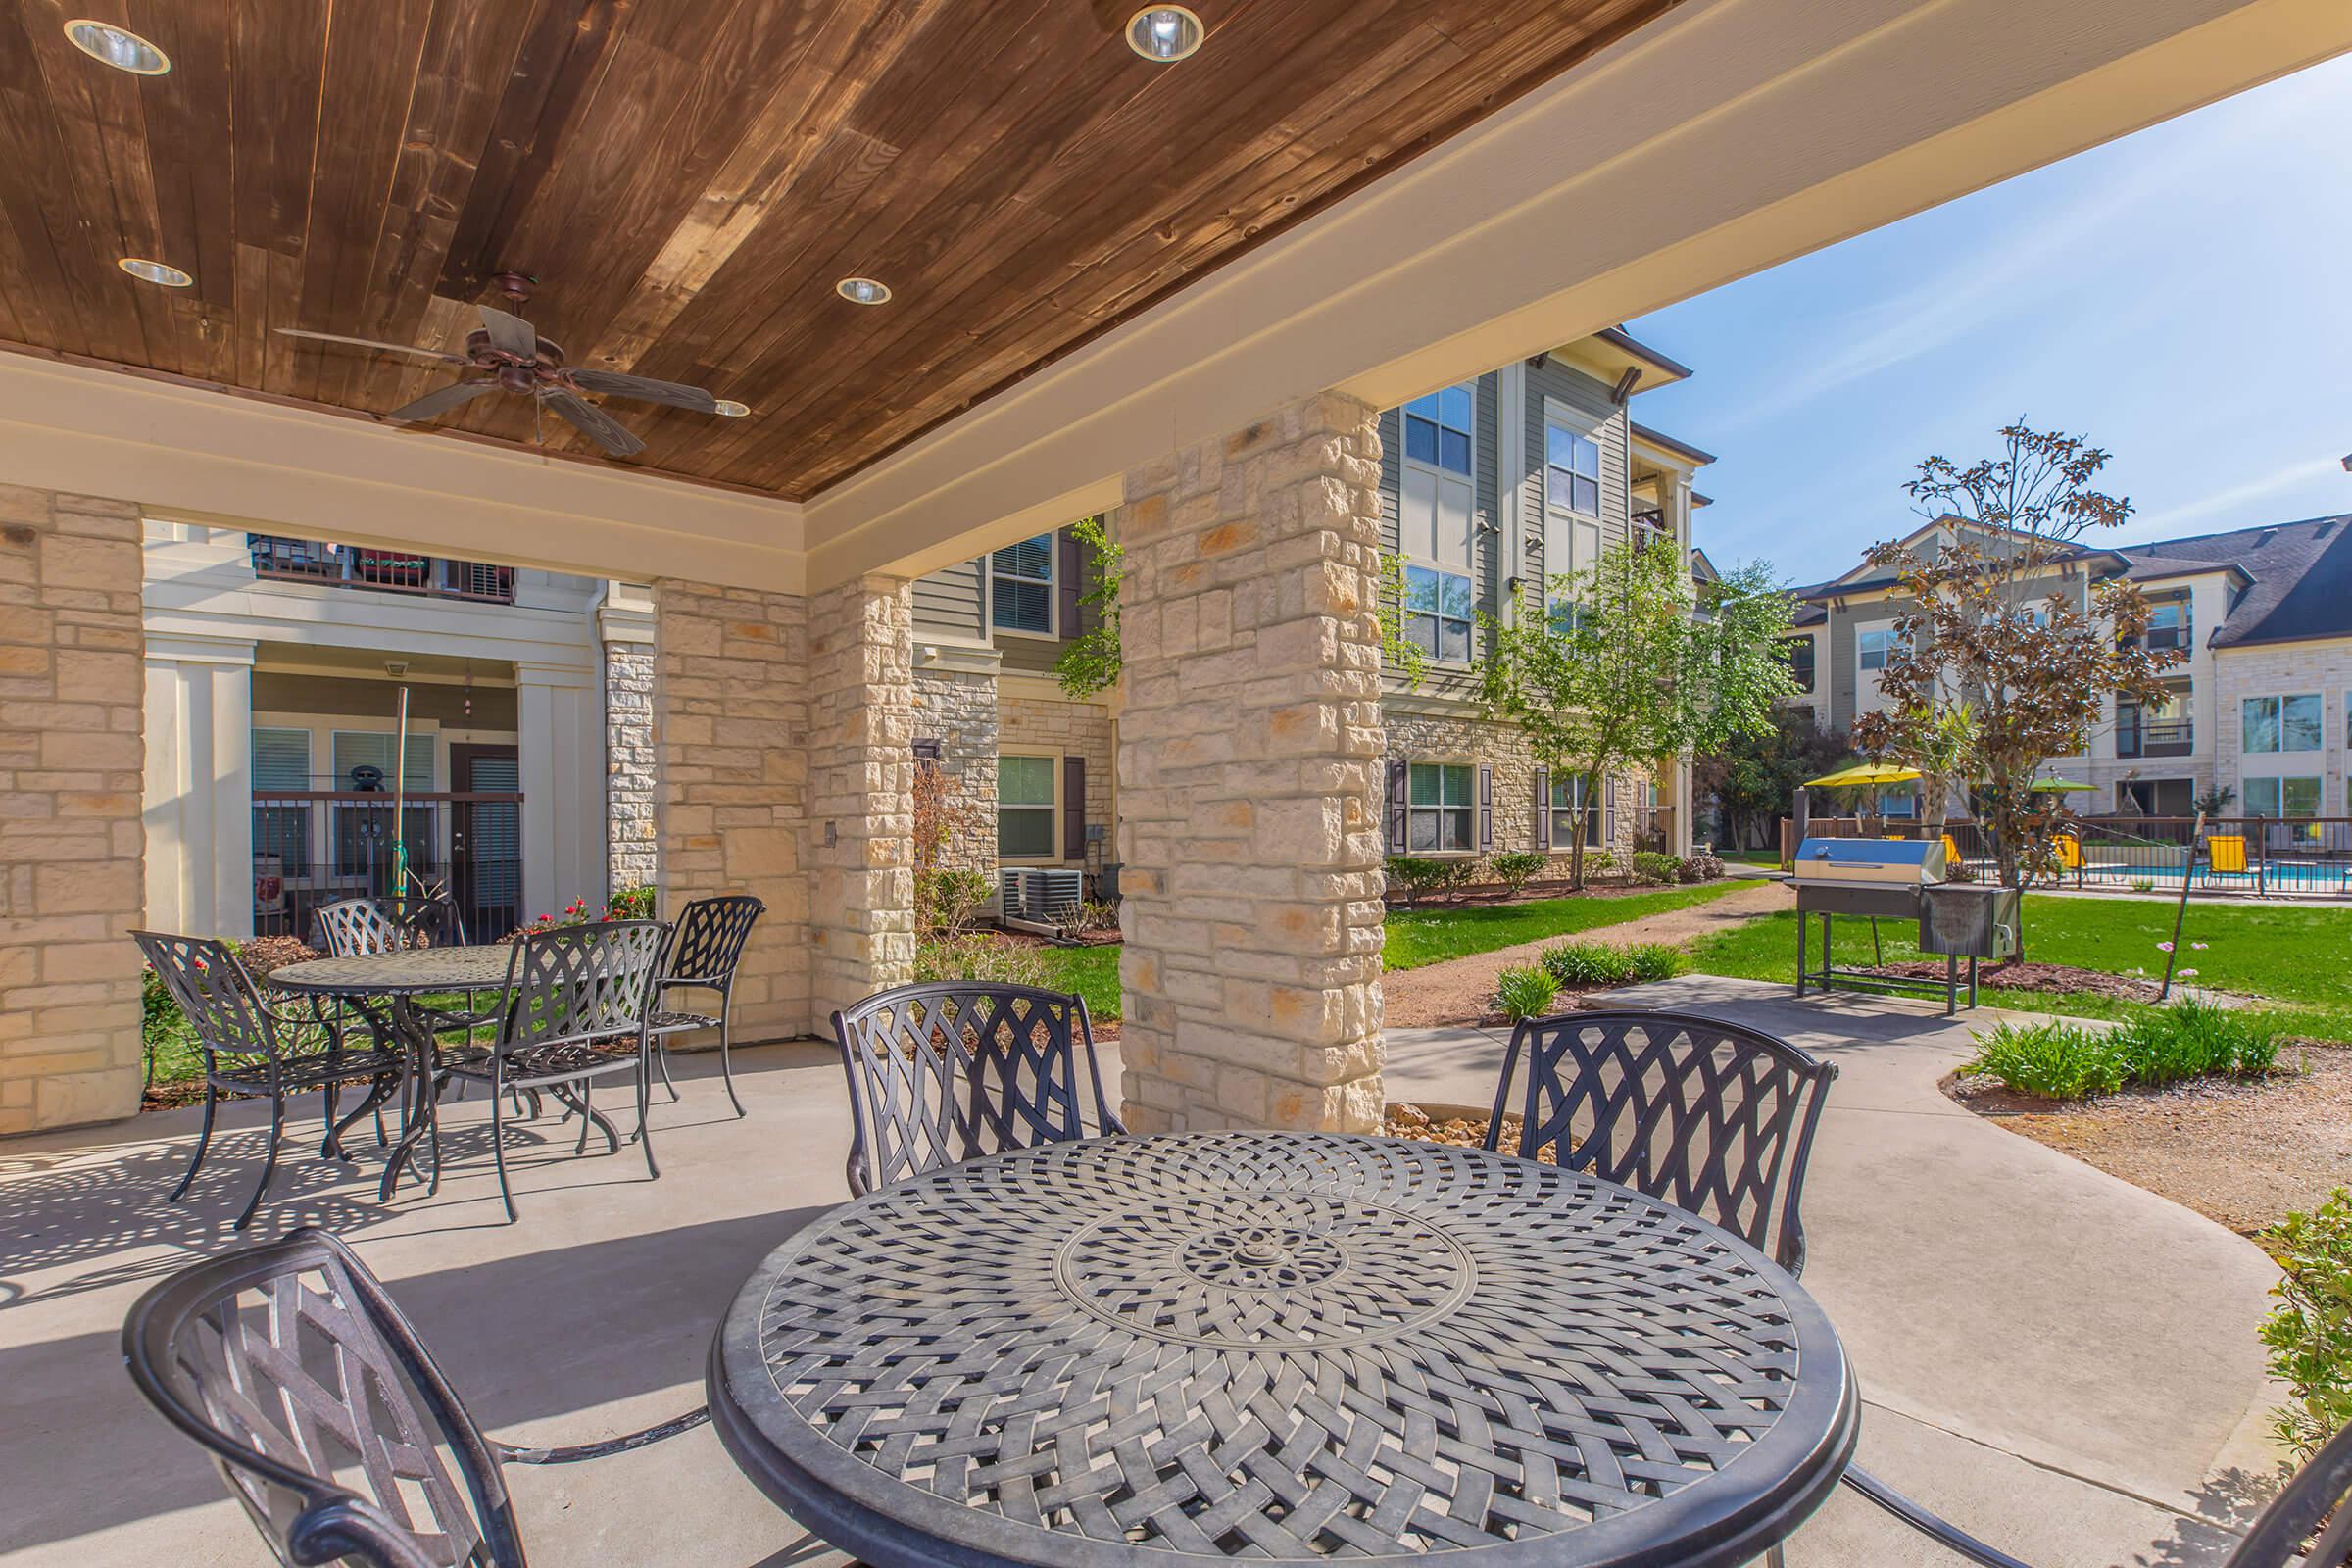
[1058,529,1084,637]
[1477,763,1494,852]
[1062,756,1087,861]
[1534,766,1550,850]
[1604,775,1617,842]
[1387,760,1408,853]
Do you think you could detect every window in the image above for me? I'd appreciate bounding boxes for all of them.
[1783,636,1816,693]
[2243,694,2322,755]
[252,728,312,791]
[1857,626,1897,672]
[328,731,435,879]
[1404,565,1473,662]
[991,534,1054,635]
[1877,785,1917,818]
[1408,762,1474,853]
[251,728,314,878]
[2145,598,2189,651]
[1548,774,1603,848]
[330,730,432,792]
[1545,423,1601,516]
[998,755,1057,858]
[2243,776,2321,818]
[1403,385,1474,476]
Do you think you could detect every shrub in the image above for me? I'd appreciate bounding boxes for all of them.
[1434,858,1484,903]
[2129,878,2154,895]
[1075,899,1120,934]
[1490,851,1546,897]
[911,931,1047,989]
[916,867,992,936]
[1384,856,1448,906]
[1493,966,1559,1022]
[1960,1020,2124,1100]
[2260,1188,2352,1461]
[2107,1000,2279,1087]
[1587,849,1616,876]
[1539,940,1686,989]
[1631,851,1682,884]
[1676,852,1725,884]
[607,884,657,920]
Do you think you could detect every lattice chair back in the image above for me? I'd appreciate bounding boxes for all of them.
[659,894,764,984]
[132,932,286,1061]
[315,898,410,959]
[1484,1009,1837,1274]
[122,1227,526,1568]
[492,920,665,1054]
[831,982,1125,1196]
[2228,1417,2352,1568]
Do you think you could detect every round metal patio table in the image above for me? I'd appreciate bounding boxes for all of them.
[271,947,517,1200]
[709,1130,1857,1568]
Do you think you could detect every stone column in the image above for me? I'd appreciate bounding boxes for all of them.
[142,632,257,938]
[0,486,147,1134]
[1116,392,1387,1133]
[599,583,659,896]
[805,575,916,1028]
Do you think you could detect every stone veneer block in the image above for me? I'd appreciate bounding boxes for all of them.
[1116,393,1388,1133]
[604,639,660,893]
[0,484,147,1135]
[806,577,917,1027]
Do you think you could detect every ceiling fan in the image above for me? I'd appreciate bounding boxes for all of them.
[274,273,745,459]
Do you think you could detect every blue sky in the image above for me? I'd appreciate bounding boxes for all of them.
[1625,50,2352,586]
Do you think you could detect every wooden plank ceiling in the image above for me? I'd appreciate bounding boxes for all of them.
[0,0,1676,499]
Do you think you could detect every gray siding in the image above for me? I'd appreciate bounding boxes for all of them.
[912,559,985,642]
[1521,356,1632,614]
[1379,369,1501,701]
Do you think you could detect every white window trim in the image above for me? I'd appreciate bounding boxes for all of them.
[1547,771,1605,850]
[1541,398,1606,526]
[2240,772,2324,817]
[986,538,1058,643]
[1406,759,1479,858]
[2242,692,2322,757]
[997,749,1064,864]
[1397,386,1481,669]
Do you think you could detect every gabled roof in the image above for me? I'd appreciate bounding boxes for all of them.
[2115,514,2352,648]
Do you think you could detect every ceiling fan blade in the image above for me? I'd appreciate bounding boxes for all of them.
[383,379,503,424]
[543,389,646,458]
[567,368,721,414]
[478,304,540,360]
[275,327,466,366]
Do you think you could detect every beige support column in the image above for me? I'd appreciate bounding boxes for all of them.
[805,575,916,1029]
[0,485,147,1133]
[1117,391,1387,1133]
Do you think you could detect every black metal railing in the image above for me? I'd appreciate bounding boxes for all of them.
[2115,718,2193,758]
[253,789,524,943]
[248,535,515,604]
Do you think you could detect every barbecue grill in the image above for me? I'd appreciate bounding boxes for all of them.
[1790,837,2013,1011]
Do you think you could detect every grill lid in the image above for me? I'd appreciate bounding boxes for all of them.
[1791,836,1948,884]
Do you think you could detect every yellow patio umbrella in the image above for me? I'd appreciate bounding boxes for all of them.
[1801,762,1923,789]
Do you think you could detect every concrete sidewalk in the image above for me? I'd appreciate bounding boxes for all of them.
[0,981,2284,1566]
[1388,976,2286,1567]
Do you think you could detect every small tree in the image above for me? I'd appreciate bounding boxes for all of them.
[1853,422,2184,888]
[1692,710,1853,851]
[1866,700,1981,838]
[1482,539,1797,888]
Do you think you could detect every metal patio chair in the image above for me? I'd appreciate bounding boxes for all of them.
[132,932,410,1230]
[122,1226,708,1568]
[831,980,1124,1197]
[644,894,766,1115]
[438,921,665,1221]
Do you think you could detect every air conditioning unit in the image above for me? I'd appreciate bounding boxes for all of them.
[1000,867,1084,927]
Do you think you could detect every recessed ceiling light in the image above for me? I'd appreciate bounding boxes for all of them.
[64,20,170,74]
[836,277,891,306]
[713,399,751,417]
[118,257,192,287]
[1126,6,1204,63]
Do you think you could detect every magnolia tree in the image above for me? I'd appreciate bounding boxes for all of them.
[1482,537,1798,887]
[1852,423,2184,887]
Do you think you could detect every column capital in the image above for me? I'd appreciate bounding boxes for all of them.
[145,631,257,666]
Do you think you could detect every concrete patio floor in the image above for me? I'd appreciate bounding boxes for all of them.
[0,977,2285,1567]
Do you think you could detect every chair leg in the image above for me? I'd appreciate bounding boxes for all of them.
[171,1084,217,1202]
[717,999,744,1118]
[638,1050,660,1182]
[235,1094,285,1231]
[1766,1545,1787,1568]
[490,1067,517,1222]
[574,1080,595,1155]
[656,1036,679,1103]
[328,1076,393,1161]
[319,1081,344,1161]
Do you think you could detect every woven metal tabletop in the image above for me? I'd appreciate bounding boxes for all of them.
[270,946,518,996]
[710,1131,1855,1568]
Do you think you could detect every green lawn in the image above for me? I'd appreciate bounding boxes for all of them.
[1034,943,1121,1026]
[1690,895,2352,1039]
[1382,880,1760,971]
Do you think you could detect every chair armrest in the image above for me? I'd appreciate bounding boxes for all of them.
[1840,1464,2038,1568]
[493,1406,710,1465]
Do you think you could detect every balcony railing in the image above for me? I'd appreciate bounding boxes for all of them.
[254,788,523,944]
[248,535,515,604]
[2116,718,2194,759]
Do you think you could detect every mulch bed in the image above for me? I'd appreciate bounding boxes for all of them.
[1386,1102,1556,1162]
[1386,878,1699,911]
[1862,958,2170,1004]
[1947,1039,2352,1238]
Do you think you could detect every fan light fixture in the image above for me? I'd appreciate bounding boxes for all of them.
[65,20,170,74]
[713,399,751,417]
[836,277,891,306]
[118,257,192,287]
[1126,6,1204,62]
